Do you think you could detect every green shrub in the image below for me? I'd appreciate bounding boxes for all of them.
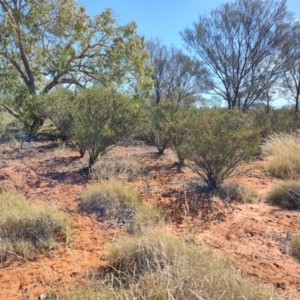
[39,87,141,166]
[270,106,300,134]
[184,108,260,190]
[169,106,197,166]
[38,88,76,141]
[141,102,174,155]
[247,106,273,140]
[78,181,162,232]
[267,181,300,209]
[91,156,148,182]
[0,192,71,262]
[262,133,300,179]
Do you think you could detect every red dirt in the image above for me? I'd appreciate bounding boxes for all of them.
[0,142,300,299]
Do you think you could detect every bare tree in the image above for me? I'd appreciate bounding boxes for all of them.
[281,21,300,117]
[181,0,293,111]
[146,39,206,106]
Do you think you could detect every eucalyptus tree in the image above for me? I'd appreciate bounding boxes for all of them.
[0,0,152,133]
[146,39,206,106]
[181,0,292,111]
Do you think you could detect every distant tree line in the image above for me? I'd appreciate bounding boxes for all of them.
[149,0,300,115]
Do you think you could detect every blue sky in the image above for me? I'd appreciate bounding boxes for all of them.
[78,0,300,48]
[77,0,300,107]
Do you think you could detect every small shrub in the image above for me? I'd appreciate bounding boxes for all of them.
[262,133,300,179]
[270,106,300,134]
[291,234,300,259]
[78,181,162,232]
[91,156,148,182]
[141,103,174,155]
[184,108,260,190]
[218,182,259,203]
[267,181,300,209]
[40,87,141,166]
[247,106,273,139]
[0,192,71,263]
[169,106,197,167]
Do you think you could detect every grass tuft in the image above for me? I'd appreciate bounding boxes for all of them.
[78,181,162,232]
[291,234,300,259]
[218,182,260,203]
[58,232,276,300]
[267,181,300,210]
[262,133,300,179]
[0,192,71,263]
[91,156,148,182]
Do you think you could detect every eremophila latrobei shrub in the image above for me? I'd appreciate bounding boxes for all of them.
[78,181,162,232]
[0,192,71,263]
[267,181,300,209]
[262,133,300,179]
[58,232,276,299]
[183,108,260,190]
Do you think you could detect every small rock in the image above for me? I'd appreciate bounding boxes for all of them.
[38,294,47,300]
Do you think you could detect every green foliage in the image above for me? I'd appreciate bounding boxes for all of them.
[78,181,162,232]
[168,106,197,166]
[0,0,152,132]
[73,88,140,166]
[184,108,260,189]
[38,88,75,140]
[40,87,141,166]
[0,192,71,262]
[141,102,175,155]
[267,181,300,210]
[247,106,273,139]
[269,107,300,133]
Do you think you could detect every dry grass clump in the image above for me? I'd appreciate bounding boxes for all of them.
[78,181,162,232]
[267,181,300,210]
[291,234,300,259]
[262,133,300,179]
[59,232,276,300]
[218,182,260,203]
[91,156,148,182]
[0,192,71,263]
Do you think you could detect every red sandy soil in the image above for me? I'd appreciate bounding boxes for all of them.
[0,141,300,299]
